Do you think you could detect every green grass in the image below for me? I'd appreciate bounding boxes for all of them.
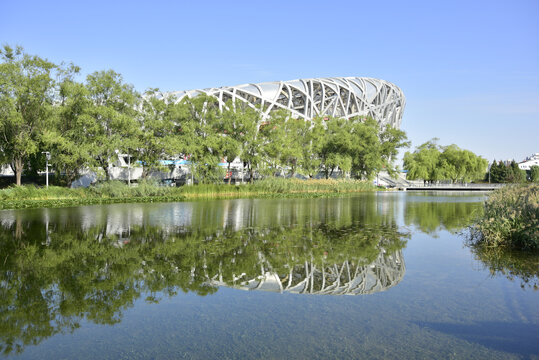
[469,184,539,251]
[0,178,377,210]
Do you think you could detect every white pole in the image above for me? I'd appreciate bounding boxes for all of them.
[42,151,49,188]
[128,154,131,186]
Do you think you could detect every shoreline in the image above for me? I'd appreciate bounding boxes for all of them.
[0,179,380,210]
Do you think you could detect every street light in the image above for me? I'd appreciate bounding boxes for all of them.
[42,152,50,188]
[127,154,131,187]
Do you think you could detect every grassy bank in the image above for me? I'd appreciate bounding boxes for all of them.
[0,178,377,210]
[469,184,539,251]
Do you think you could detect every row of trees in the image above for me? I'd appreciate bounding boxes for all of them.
[0,45,409,186]
[489,160,537,183]
[403,139,488,183]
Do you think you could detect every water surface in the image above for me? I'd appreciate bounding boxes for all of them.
[0,192,537,359]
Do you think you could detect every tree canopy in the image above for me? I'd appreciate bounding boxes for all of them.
[404,139,488,183]
[0,46,413,186]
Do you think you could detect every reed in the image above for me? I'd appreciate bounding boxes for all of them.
[0,178,377,209]
[469,184,539,251]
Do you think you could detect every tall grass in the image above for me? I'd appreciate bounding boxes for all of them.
[469,184,539,251]
[0,178,376,209]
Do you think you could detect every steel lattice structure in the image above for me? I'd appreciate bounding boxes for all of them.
[210,249,405,296]
[171,77,405,128]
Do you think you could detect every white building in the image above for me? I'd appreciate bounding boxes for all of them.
[170,77,406,128]
[518,153,539,170]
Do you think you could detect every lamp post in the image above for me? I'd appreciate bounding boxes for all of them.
[127,154,131,187]
[42,151,50,188]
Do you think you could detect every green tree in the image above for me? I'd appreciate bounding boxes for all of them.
[281,119,306,177]
[137,89,183,178]
[301,116,325,178]
[349,117,384,179]
[175,94,225,183]
[404,140,486,183]
[259,109,287,176]
[42,71,95,186]
[506,160,526,183]
[489,160,508,183]
[403,139,442,183]
[318,117,354,178]
[235,105,263,182]
[379,124,410,177]
[220,101,259,183]
[0,45,57,185]
[439,144,488,183]
[529,165,539,183]
[83,70,140,180]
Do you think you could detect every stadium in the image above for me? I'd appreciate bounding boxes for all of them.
[170,76,405,128]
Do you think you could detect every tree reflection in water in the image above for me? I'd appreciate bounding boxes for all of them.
[404,199,481,235]
[403,196,538,291]
[0,198,407,355]
[468,245,538,291]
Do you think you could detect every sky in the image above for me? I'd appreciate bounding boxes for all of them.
[1,0,538,164]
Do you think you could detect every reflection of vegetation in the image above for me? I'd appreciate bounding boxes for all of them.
[404,200,482,235]
[468,245,538,290]
[0,213,407,355]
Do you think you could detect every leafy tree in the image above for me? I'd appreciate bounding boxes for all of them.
[232,105,262,182]
[318,117,354,178]
[258,108,287,176]
[403,139,442,183]
[175,94,226,183]
[489,160,508,183]
[506,160,526,183]
[404,140,487,183]
[439,144,487,183]
[349,117,384,179]
[301,116,325,178]
[42,70,96,186]
[379,124,410,176]
[83,70,140,180]
[0,45,57,185]
[137,89,183,178]
[219,100,259,183]
[529,165,539,183]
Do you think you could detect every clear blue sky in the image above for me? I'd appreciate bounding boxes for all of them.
[1,0,538,164]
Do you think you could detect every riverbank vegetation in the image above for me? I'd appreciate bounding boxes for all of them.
[0,178,377,209]
[0,45,408,187]
[469,184,539,251]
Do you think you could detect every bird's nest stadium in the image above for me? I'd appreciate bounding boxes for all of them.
[170,77,405,128]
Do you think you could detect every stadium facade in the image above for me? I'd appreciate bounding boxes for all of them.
[170,77,405,129]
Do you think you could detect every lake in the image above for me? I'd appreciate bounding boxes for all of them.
[0,192,537,359]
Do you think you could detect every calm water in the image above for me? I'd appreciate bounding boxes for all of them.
[0,192,537,359]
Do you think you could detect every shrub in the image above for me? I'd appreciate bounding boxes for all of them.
[470,184,539,251]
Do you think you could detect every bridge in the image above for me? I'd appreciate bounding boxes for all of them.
[376,172,505,191]
[403,183,505,191]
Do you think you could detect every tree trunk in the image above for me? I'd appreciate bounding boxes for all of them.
[14,157,23,186]
[98,158,111,181]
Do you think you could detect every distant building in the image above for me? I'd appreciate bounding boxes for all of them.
[518,153,539,170]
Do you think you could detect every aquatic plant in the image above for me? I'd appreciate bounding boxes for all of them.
[469,184,539,251]
[0,178,377,209]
